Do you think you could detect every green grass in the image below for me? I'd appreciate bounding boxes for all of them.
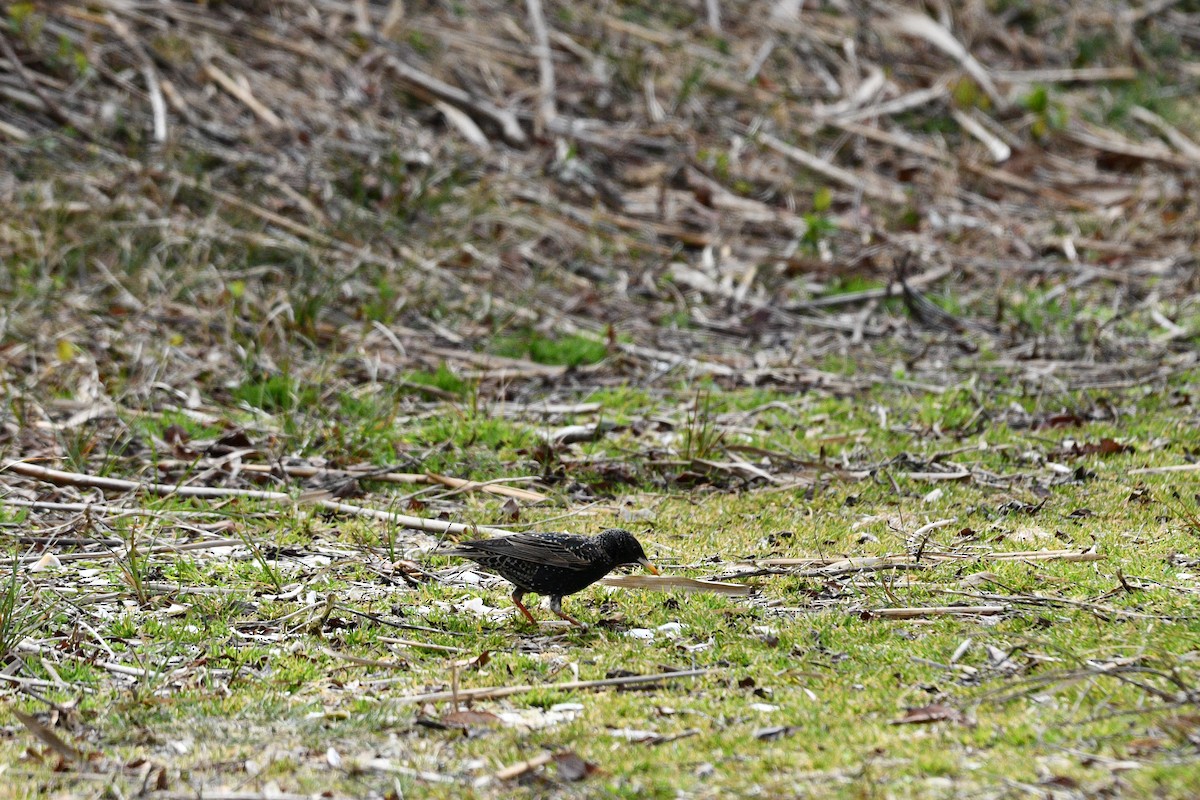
[6,377,1200,796]
[402,363,471,397]
[492,329,608,367]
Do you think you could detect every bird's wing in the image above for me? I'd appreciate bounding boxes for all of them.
[446,533,594,569]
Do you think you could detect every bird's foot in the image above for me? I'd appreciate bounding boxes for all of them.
[548,598,587,629]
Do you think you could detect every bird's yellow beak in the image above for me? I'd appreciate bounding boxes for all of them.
[639,557,659,575]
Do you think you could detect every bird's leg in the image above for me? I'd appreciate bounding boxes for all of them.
[511,589,538,625]
[548,595,586,628]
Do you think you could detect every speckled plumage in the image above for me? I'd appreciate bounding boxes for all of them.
[442,528,658,626]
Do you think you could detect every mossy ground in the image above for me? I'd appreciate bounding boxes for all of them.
[4,375,1200,798]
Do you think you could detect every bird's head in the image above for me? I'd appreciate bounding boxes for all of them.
[599,528,659,574]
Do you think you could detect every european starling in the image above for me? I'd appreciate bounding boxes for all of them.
[441,528,658,627]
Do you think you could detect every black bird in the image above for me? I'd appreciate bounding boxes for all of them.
[441,528,658,627]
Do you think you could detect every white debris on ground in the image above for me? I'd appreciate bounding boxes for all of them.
[623,621,686,640]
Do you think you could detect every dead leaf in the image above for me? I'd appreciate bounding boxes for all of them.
[28,552,61,572]
[212,428,254,450]
[889,704,967,725]
[959,571,999,586]
[163,424,197,456]
[162,424,190,445]
[1037,412,1084,429]
[1089,438,1133,455]
[11,709,82,763]
[454,651,490,671]
[500,497,520,522]
[598,611,627,627]
[392,559,424,578]
[1127,485,1152,504]
[1067,438,1134,458]
[1127,737,1167,755]
[553,750,599,781]
[998,499,1045,516]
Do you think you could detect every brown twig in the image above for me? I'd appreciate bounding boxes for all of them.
[866,605,1007,619]
[154,459,547,502]
[396,667,710,705]
[1,461,509,538]
[525,0,556,132]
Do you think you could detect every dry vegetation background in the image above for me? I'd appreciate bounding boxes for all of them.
[3,0,1200,797]
[1,0,1197,396]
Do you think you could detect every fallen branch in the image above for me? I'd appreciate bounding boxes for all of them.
[745,547,1102,568]
[951,109,1010,163]
[889,12,1004,109]
[824,84,946,125]
[599,575,751,595]
[373,50,527,145]
[786,265,953,311]
[494,751,555,782]
[946,590,1189,621]
[105,11,167,142]
[756,130,908,204]
[204,62,283,128]
[867,605,1006,619]
[17,537,245,565]
[378,636,465,654]
[904,470,972,482]
[1,461,508,537]
[155,459,547,502]
[525,0,556,131]
[322,648,409,670]
[994,66,1137,83]
[1065,122,1196,167]
[397,667,710,705]
[982,548,1102,563]
[1128,463,1200,475]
